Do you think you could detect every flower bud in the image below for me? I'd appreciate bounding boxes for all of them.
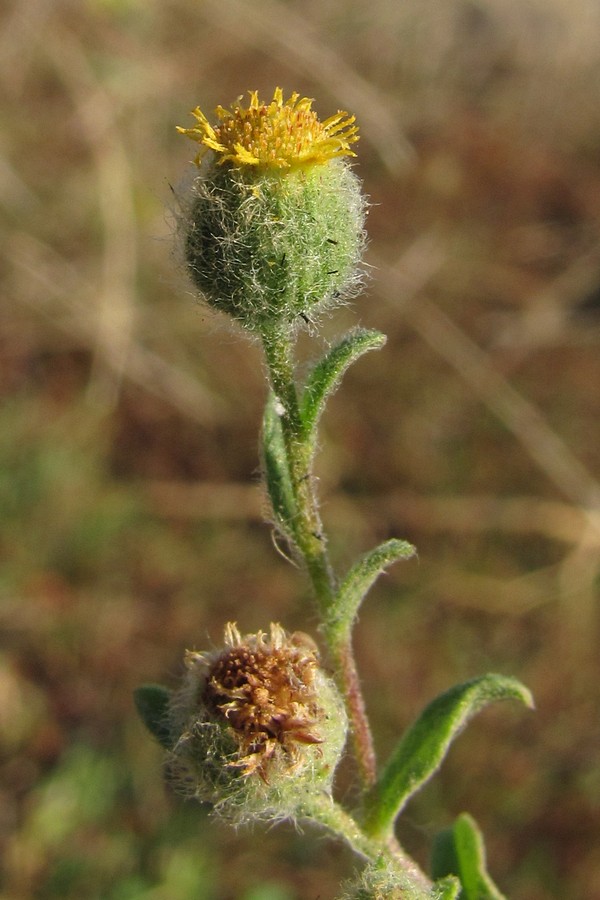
[167,623,348,823]
[177,89,366,333]
[338,861,411,899]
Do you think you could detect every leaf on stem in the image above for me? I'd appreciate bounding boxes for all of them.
[300,328,386,454]
[431,813,507,899]
[362,674,534,840]
[134,684,173,749]
[326,538,416,639]
[261,390,298,542]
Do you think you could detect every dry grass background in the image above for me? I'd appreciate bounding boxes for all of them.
[1,0,600,897]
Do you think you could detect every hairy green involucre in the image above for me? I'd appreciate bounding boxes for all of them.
[337,859,460,900]
[184,160,365,331]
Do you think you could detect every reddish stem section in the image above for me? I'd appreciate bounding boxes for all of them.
[338,637,377,787]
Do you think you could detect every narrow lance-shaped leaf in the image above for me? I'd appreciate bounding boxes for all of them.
[431,813,506,900]
[134,684,173,750]
[261,391,298,542]
[362,674,534,840]
[326,538,416,641]
[300,328,386,454]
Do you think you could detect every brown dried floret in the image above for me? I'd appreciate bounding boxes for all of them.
[202,623,324,780]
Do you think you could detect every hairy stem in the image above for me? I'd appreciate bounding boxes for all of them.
[298,794,432,894]
[261,327,335,607]
[334,635,377,787]
[261,326,377,789]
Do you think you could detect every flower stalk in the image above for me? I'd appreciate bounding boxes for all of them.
[260,326,334,605]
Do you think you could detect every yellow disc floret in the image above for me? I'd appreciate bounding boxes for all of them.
[177,87,359,169]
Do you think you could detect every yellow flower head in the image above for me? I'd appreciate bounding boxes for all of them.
[177,87,359,169]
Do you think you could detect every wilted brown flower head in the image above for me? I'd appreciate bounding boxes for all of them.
[168,622,348,820]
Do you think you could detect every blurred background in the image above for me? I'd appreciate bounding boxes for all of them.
[2,0,600,897]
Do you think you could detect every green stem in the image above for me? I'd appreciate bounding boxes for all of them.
[298,794,432,895]
[261,327,336,611]
[261,326,377,789]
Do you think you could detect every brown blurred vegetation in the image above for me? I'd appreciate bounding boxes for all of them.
[1,0,600,897]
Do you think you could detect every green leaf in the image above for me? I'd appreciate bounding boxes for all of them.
[431,813,506,899]
[362,674,534,840]
[261,391,298,541]
[326,538,416,639]
[300,328,386,450]
[134,684,173,750]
